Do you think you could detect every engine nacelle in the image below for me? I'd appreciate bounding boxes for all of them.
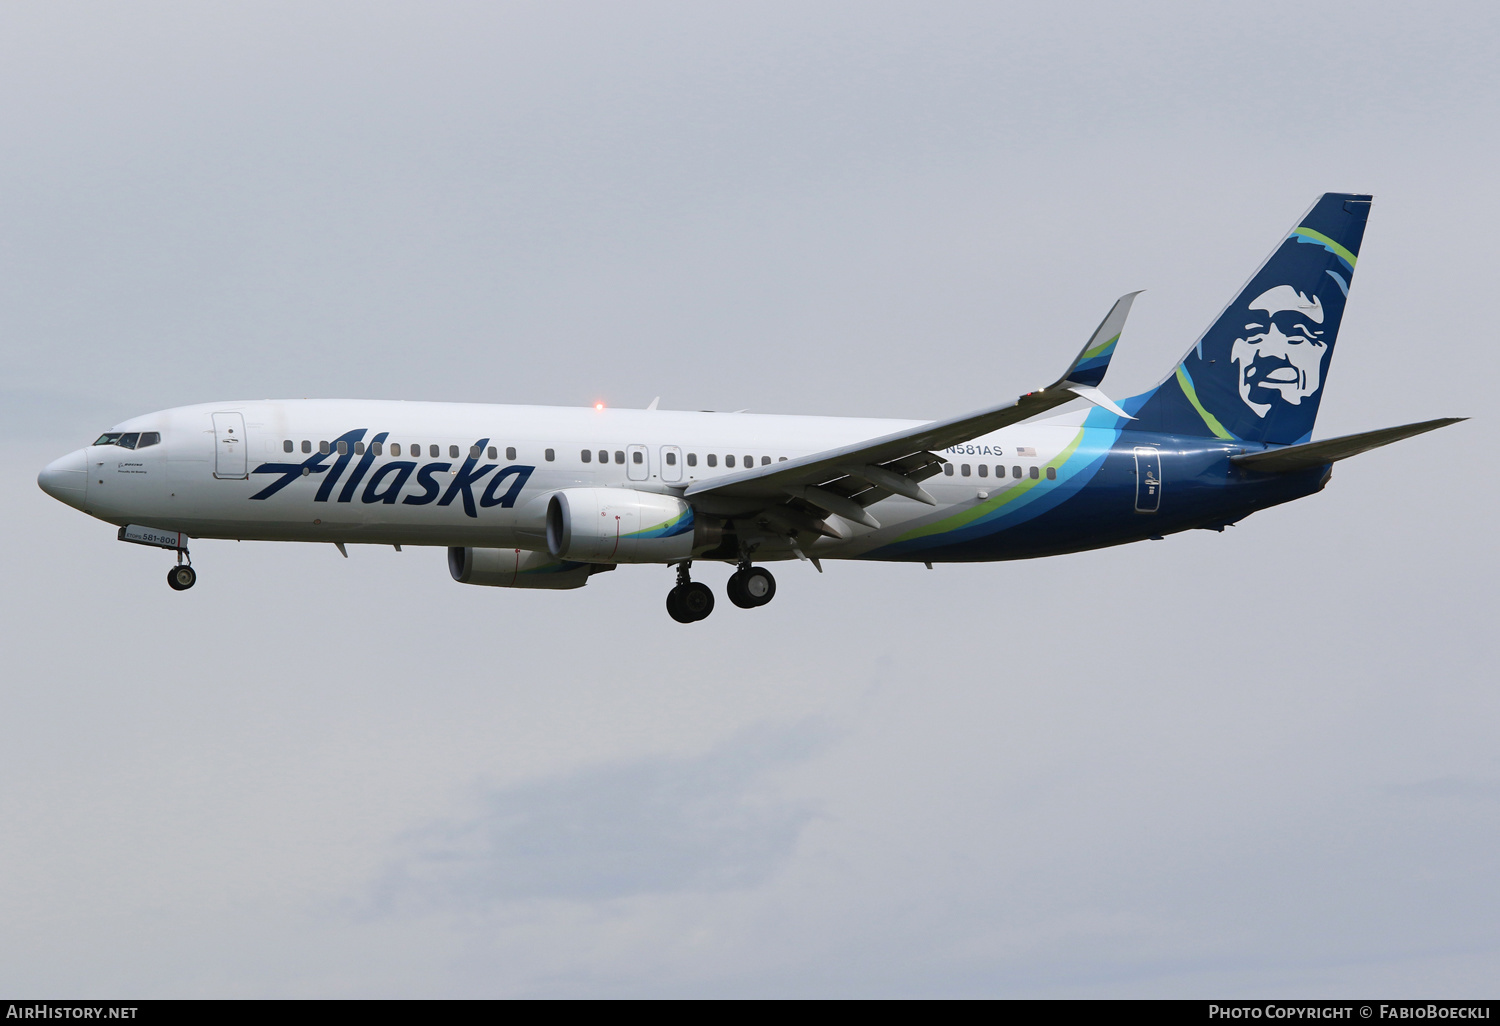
[447,546,598,590]
[546,488,719,563]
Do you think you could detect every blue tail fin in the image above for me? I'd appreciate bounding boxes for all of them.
[1124,193,1371,444]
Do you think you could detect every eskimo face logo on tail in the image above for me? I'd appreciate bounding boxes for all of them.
[1230,285,1330,418]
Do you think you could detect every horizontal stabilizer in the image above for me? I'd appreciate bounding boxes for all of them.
[1231,417,1466,473]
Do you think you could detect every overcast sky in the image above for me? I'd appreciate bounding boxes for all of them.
[1,1,1495,997]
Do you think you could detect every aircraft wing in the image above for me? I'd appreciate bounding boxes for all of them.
[1230,417,1466,473]
[683,293,1141,538]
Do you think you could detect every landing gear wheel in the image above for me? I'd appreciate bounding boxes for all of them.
[728,566,776,608]
[726,574,751,608]
[167,565,197,591]
[679,581,714,621]
[667,586,693,623]
[667,582,714,622]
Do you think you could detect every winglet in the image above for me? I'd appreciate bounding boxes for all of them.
[1056,291,1141,390]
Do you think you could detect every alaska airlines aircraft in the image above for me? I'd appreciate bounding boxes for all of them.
[37,194,1462,622]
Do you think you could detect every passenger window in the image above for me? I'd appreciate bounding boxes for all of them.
[451,445,461,459]
[507,447,517,461]
[320,441,331,455]
[337,441,349,455]
[687,453,697,467]
[632,451,643,464]
[761,456,771,466]
[613,451,624,464]
[430,445,439,458]
[707,454,717,467]
[487,446,496,460]
[995,465,1003,478]
[726,455,736,468]
[283,439,294,453]
[943,463,954,476]
[978,464,988,478]
[779,456,787,462]
[373,442,383,456]
[1029,466,1040,479]
[581,449,592,463]
[390,443,401,457]
[743,455,752,467]
[137,432,160,449]
[469,445,480,459]
[355,442,365,455]
[1046,466,1057,480]
[545,448,555,462]
[302,440,312,453]
[1012,466,1022,478]
[961,464,971,477]
[665,452,677,466]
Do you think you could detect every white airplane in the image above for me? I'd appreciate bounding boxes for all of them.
[36,194,1461,621]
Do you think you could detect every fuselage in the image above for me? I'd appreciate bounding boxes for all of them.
[38,398,1326,563]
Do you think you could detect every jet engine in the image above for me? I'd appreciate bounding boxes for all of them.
[546,488,721,563]
[447,546,603,590]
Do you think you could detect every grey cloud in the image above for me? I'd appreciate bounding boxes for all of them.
[1382,778,1500,802]
[372,722,826,909]
[0,389,134,441]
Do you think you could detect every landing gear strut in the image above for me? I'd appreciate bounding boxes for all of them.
[167,548,196,591]
[666,562,714,623]
[726,564,776,609]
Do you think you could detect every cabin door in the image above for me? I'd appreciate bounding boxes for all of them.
[659,446,683,483]
[212,412,248,480]
[627,444,649,482]
[1133,446,1161,513]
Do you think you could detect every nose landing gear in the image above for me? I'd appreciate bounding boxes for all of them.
[117,526,197,591]
[167,547,196,591]
[666,562,714,623]
[727,564,776,608]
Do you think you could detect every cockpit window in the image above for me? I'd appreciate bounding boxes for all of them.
[94,430,162,449]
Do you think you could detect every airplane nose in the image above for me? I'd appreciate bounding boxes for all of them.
[38,449,88,508]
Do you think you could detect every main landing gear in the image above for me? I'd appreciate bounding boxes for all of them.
[666,563,714,623]
[666,561,777,623]
[726,564,776,609]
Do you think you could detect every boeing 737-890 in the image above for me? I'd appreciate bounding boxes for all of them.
[37,194,1462,621]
